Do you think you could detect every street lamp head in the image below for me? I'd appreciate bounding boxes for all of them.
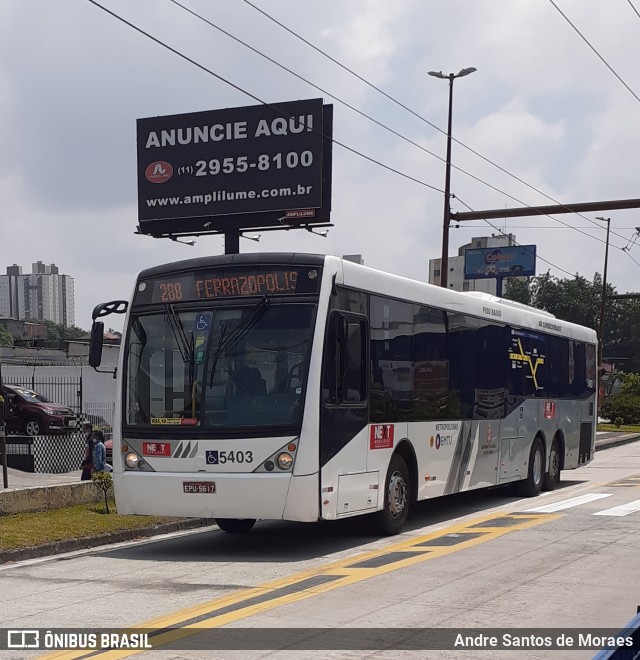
[429,68,477,80]
[457,67,477,78]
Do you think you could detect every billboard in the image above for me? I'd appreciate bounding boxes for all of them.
[136,98,332,236]
[464,245,536,279]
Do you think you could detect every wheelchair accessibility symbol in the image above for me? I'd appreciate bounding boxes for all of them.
[195,313,211,332]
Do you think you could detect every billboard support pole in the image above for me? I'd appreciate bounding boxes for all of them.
[224,229,240,255]
[496,276,504,297]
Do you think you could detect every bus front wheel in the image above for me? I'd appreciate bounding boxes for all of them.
[215,518,256,533]
[517,436,545,497]
[372,454,410,536]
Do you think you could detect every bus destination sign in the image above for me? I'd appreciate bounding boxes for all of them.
[134,266,322,305]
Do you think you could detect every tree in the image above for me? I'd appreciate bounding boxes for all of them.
[0,326,13,346]
[599,373,640,425]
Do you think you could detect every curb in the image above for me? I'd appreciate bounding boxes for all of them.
[0,517,215,564]
[595,434,640,452]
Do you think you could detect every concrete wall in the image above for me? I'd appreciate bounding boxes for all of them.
[0,482,101,515]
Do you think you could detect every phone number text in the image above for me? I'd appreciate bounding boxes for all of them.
[177,151,314,177]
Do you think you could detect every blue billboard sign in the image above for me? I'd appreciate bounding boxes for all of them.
[464,245,536,279]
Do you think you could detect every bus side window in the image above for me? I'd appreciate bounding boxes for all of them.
[323,313,367,405]
[343,319,367,403]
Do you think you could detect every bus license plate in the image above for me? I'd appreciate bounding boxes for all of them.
[183,481,216,494]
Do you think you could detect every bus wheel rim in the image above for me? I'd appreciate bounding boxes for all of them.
[533,447,543,484]
[388,471,407,519]
[550,447,560,479]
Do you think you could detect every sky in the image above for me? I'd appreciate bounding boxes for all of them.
[2,0,640,331]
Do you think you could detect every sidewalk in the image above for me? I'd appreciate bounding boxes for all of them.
[1,466,81,491]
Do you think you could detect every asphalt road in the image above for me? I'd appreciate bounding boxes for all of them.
[2,441,640,659]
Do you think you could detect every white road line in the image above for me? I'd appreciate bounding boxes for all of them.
[524,493,612,513]
[593,499,640,517]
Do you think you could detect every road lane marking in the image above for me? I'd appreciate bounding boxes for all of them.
[593,498,640,517]
[37,510,559,660]
[524,492,612,512]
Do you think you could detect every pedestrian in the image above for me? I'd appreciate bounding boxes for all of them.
[91,430,107,473]
[80,422,94,480]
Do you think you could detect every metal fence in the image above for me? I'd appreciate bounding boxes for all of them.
[2,373,116,473]
[2,374,114,428]
[5,435,87,473]
[3,375,83,417]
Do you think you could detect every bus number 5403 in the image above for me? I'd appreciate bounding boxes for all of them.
[215,450,254,464]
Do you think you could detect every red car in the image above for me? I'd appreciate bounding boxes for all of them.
[2,384,77,436]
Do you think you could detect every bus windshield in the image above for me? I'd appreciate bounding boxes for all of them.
[125,303,315,432]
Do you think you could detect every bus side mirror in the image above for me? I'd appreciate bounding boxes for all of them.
[89,321,104,368]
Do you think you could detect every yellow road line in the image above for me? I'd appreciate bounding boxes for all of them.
[37,511,559,660]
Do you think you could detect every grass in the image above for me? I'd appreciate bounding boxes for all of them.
[597,423,640,433]
[0,502,176,552]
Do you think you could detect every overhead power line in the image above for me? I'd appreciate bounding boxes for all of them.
[85,0,444,194]
[628,0,640,20]
[548,0,640,105]
[241,0,633,244]
[88,0,640,270]
[169,0,628,252]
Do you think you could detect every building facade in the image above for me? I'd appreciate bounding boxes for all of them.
[0,262,75,327]
[428,233,519,295]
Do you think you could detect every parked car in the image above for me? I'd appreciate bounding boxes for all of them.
[2,384,77,436]
[105,437,113,464]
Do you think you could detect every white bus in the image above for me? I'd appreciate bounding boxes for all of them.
[89,253,597,534]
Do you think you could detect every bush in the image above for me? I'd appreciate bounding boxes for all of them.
[600,393,640,426]
[91,471,114,513]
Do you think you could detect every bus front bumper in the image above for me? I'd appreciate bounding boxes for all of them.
[113,471,319,522]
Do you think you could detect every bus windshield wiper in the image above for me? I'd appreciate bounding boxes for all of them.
[166,303,194,366]
[207,297,270,388]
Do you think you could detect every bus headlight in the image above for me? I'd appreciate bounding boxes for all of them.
[277,452,293,470]
[125,452,139,469]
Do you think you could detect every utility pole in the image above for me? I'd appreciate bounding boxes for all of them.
[595,217,610,368]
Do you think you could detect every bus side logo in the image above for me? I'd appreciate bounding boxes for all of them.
[544,401,556,419]
[370,424,394,450]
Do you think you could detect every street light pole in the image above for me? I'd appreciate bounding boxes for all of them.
[428,67,477,288]
[595,216,611,368]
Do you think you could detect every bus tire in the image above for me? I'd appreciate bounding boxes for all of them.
[372,454,410,535]
[517,436,545,497]
[215,518,256,533]
[542,438,561,491]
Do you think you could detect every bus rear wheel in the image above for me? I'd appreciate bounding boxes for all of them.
[372,454,410,536]
[517,436,544,497]
[542,438,561,491]
[215,518,256,533]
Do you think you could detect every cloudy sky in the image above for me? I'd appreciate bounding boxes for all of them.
[2,0,640,330]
